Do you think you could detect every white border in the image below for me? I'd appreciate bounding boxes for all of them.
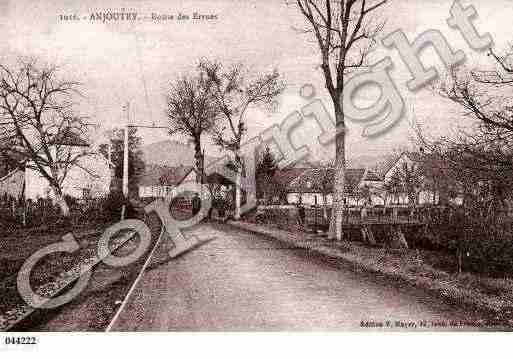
[1,333,511,359]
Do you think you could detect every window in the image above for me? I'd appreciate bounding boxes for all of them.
[82,188,91,199]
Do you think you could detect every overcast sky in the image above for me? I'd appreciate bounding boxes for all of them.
[2,0,513,162]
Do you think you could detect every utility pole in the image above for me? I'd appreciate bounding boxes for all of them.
[122,102,130,199]
[119,100,169,202]
[108,139,112,167]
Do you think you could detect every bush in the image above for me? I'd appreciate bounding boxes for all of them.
[251,206,299,226]
[212,197,229,217]
[102,192,135,220]
[421,206,513,275]
[64,195,79,209]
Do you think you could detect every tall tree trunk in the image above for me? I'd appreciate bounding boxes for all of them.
[234,173,241,220]
[322,193,327,220]
[233,148,242,220]
[49,166,70,217]
[193,136,203,184]
[328,103,345,241]
[52,186,70,217]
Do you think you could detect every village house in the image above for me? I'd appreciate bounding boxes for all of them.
[0,168,24,200]
[262,151,455,207]
[373,151,447,206]
[280,167,383,206]
[0,130,113,202]
[138,164,197,199]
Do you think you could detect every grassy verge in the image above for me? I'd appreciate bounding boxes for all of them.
[0,211,162,331]
[229,220,513,327]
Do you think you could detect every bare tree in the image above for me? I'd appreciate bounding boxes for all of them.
[200,60,284,219]
[413,45,513,213]
[0,60,91,216]
[291,0,389,240]
[317,161,333,220]
[436,45,513,171]
[383,170,402,205]
[166,67,218,183]
[397,162,422,206]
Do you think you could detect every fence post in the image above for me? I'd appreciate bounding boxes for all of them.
[22,201,26,227]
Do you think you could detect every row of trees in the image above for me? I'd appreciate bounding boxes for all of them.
[0,56,283,219]
[165,0,391,234]
[0,0,390,233]
[165,60,284,219]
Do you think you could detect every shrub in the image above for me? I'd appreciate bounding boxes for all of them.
[251,206,299,226]
[421,206,513,275]
[213,197,229,217]
[102,192,135,220]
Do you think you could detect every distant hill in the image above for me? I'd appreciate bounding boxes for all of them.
[347,154,388,169]
[142,140,217,168]
[142,140,394,175]
[282,154,390,170]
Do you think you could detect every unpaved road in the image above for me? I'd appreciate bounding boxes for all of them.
[109,222,494,331]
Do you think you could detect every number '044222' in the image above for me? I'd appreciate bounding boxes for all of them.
[4,337,37,345]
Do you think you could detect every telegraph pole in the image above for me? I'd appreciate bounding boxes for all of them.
[108,137,112,167]
[119,100,168,206]
[122,102,130,199]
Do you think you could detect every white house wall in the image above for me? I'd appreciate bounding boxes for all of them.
[139,185,176,198]
[25,152,112,201]
[0,169,25,199]
[287,191,438,207]
[384,154,415,182]
[287,193,333,205]
[138,170,196,199]
[283,155,447,207]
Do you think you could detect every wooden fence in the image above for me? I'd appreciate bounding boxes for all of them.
[304,205,425,229]
[0,195,111,229]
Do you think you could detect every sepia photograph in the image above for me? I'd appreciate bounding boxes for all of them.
[1,0,513,356]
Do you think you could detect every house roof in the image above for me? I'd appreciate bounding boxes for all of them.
[363,170,381,182]
[372,151,425,179]
[138,166,165,187]
[50,129,89,147]
[159,165,194,186]
[138,165,194,187]
[206,172,233,186]
[0,168,24,199]
[274,168,309,188]
[284,167,366,193]
[141,163,240,187]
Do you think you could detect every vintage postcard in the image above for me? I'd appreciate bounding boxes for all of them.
[0,0,512,355]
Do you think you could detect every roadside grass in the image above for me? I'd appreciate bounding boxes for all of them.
[0,223,106,280]
[25,212,164,331]
[0,222,108,316]
[232,219,513,326]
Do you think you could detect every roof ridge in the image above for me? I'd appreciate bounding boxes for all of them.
[0,168,22,183]
[288,168,311,187]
